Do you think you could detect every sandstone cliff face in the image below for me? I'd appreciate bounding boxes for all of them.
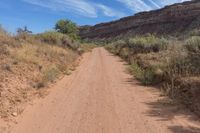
[80,0,200,39]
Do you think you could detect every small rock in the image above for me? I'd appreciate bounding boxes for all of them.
[12,112,18,117]
[2,64,12,71]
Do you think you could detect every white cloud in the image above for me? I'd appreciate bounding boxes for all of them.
[147,0,161,8]
[117,0,152,12]
[96,4,126,18]
[116,0,191,13]
[22,0,126,18]
[157,0,190,6]
[22,0,97,17]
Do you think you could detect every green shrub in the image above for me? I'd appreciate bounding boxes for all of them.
[106,35,168,59]
[129,63,158,85]
[184,36,200,75]
[165,56,191,80]
[105,40,127,55]
[105,43,117,54]
[129,63,144,81]
[185,36,200,53]
[128,35,168,54]
[36,31,68,45]
[55,19,79,40]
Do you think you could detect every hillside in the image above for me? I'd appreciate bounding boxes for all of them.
[0,29,84,121]
[80,0,200,39]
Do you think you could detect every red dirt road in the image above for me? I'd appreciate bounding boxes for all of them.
[10,48,200,133]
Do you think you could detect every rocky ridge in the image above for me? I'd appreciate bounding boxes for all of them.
[80,0,200,39]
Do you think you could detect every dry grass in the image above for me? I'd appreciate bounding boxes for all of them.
[80,43,97,52]
[0,28,81,119]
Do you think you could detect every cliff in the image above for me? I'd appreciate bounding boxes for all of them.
[80,0,200,39]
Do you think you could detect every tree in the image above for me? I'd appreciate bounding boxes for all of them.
[55,19,79,40]
[17,26,32,35]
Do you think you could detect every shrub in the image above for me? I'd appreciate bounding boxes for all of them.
[185,36,200,53]
[42,65,60,82]
[128,35,168,54]
[184,36,200,75]
[15,44,40,64]
[105,40,126,55]
[105,43,116,54]
[55,19,79,40]
[36,31,68,45]
[106,35,168,59]
[36,31,80,51]
[119,47,130,60]
[129,63,144,81]
[129,63,158,85]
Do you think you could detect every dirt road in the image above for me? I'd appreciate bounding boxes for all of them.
[10,48,200,133]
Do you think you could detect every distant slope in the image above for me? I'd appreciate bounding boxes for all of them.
[80,0,200,39]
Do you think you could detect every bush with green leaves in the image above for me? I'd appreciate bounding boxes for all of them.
[129,63,159,85]
[185,36,200,53]
[127,35,168,54]
[55,19,79,40]
[184,36,200,75]
[106,35,168,58]
[36,31,68,45]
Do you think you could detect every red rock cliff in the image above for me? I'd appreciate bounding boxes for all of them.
[80,0,200,39]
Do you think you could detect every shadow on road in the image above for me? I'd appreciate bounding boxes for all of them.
[144,97,200,133]
[168,126,200,133]
[107,49,200,133]
[124,76,200,133]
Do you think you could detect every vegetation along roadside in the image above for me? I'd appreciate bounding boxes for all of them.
[0,19,95,120]
[105,34,200,117]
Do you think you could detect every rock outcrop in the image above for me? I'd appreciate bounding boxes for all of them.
[80,0,200,39]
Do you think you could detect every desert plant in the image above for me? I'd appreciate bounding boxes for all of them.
[55,19,79,40]
[185,36,200,53]
[42,65,60,82]
[36,31,80,51]
[129,63,157,85]
[128,35,168,54]
[184,36,200,75]
[129,63,144,81]
[36,31,68,45]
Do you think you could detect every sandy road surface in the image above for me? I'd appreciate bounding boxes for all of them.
[9,48,200,133]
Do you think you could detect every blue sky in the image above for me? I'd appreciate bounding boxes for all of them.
[0,0,189,33]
